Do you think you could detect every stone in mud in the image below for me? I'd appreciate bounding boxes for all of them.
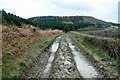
[61,75,66,78]
[64,60,71,66]
[66,56,71,60]
[68,68,74,73]
[68,64,76,72]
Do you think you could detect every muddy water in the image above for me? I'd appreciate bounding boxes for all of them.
[69,42,99,78]
[42,37,61,78]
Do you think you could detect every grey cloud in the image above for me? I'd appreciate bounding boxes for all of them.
[50,0,96,12]
[0,0,119,23]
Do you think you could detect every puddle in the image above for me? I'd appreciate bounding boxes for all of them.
[64,59,71,65]
[69,43,99,78]
[51,37,61,53]
[42,37,60,78]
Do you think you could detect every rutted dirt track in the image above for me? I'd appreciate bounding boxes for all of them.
[21,34,118,79]
[49,36,81,78]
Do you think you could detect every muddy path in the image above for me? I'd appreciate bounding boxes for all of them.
[49,35,81,78]
[21,34,102,79]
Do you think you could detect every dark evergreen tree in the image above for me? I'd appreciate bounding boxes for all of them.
[2,9,36,27]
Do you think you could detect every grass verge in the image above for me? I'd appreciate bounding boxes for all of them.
[69,32,118,69]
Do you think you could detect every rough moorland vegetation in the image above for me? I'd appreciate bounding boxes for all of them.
[2,25,62,78]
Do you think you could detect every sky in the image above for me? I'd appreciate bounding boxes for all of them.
[0,0,119,23]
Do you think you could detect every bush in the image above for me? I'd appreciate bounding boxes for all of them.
[63,25,70,32]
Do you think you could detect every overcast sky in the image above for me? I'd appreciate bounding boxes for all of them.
[0,0,119,23]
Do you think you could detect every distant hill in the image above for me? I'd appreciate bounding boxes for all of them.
[1,10,36,27]
[1,10,119,30]
[29,16,108,24]
[28,16,115,30]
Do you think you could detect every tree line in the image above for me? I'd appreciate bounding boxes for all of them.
[1,10,108,32]
[2,10,36,27]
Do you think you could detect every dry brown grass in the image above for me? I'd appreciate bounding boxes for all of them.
[2,25,62,78]
[2,25,61,52]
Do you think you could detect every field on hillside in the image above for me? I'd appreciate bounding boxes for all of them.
[79,26,119,39]
[2,25,62,78]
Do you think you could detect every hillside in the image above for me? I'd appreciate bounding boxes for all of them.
[28,16,114,30]
[29,16,108,24]
[1,10,118,30]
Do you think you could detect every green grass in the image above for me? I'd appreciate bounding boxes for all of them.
[106,26,118,29]
[106,27,118,32]
[70,33,118,67]
[81,41,117,66]
[79,26,118,34]
[2,52,16,77]
[78,29,102,34]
